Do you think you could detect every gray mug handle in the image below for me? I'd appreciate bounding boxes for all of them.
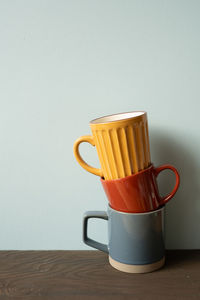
[83,211,109,253]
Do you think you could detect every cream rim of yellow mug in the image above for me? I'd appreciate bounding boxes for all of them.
[90,111,146,124]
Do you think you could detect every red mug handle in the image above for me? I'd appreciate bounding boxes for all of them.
[154,164,180,205]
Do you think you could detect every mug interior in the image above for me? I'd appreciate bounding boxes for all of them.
[90,111,145,124]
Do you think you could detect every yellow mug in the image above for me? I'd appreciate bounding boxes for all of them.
[73,111,151,180]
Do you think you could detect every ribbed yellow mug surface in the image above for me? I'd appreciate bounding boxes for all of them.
[73,111,151,180]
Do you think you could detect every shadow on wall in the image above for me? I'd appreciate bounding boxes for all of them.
[150,127,200,249]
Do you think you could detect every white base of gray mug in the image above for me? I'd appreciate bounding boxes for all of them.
[109,256,165,273]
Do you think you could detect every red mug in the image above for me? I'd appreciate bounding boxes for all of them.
[101,164,180,213]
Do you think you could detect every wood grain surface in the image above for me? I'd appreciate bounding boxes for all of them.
[0,250,199,299]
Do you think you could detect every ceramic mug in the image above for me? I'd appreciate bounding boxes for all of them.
[83,206,165,273]
[101,164,180,213]
[73,111,151,180]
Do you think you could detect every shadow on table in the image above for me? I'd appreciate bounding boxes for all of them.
[164,250,200,269]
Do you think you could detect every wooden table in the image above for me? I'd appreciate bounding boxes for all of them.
[0,250,199,299]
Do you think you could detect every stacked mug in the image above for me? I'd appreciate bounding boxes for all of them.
[73,111,180,273]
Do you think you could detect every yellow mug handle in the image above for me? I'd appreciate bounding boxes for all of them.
[73,135,103,177]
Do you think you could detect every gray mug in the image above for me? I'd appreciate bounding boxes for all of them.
[83,206,165,273]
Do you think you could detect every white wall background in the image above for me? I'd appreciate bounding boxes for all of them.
[0,0,199,250]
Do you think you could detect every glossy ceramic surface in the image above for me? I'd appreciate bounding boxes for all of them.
[101,164,180,213]
[73,111,151,179]
[83,206,165,270]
